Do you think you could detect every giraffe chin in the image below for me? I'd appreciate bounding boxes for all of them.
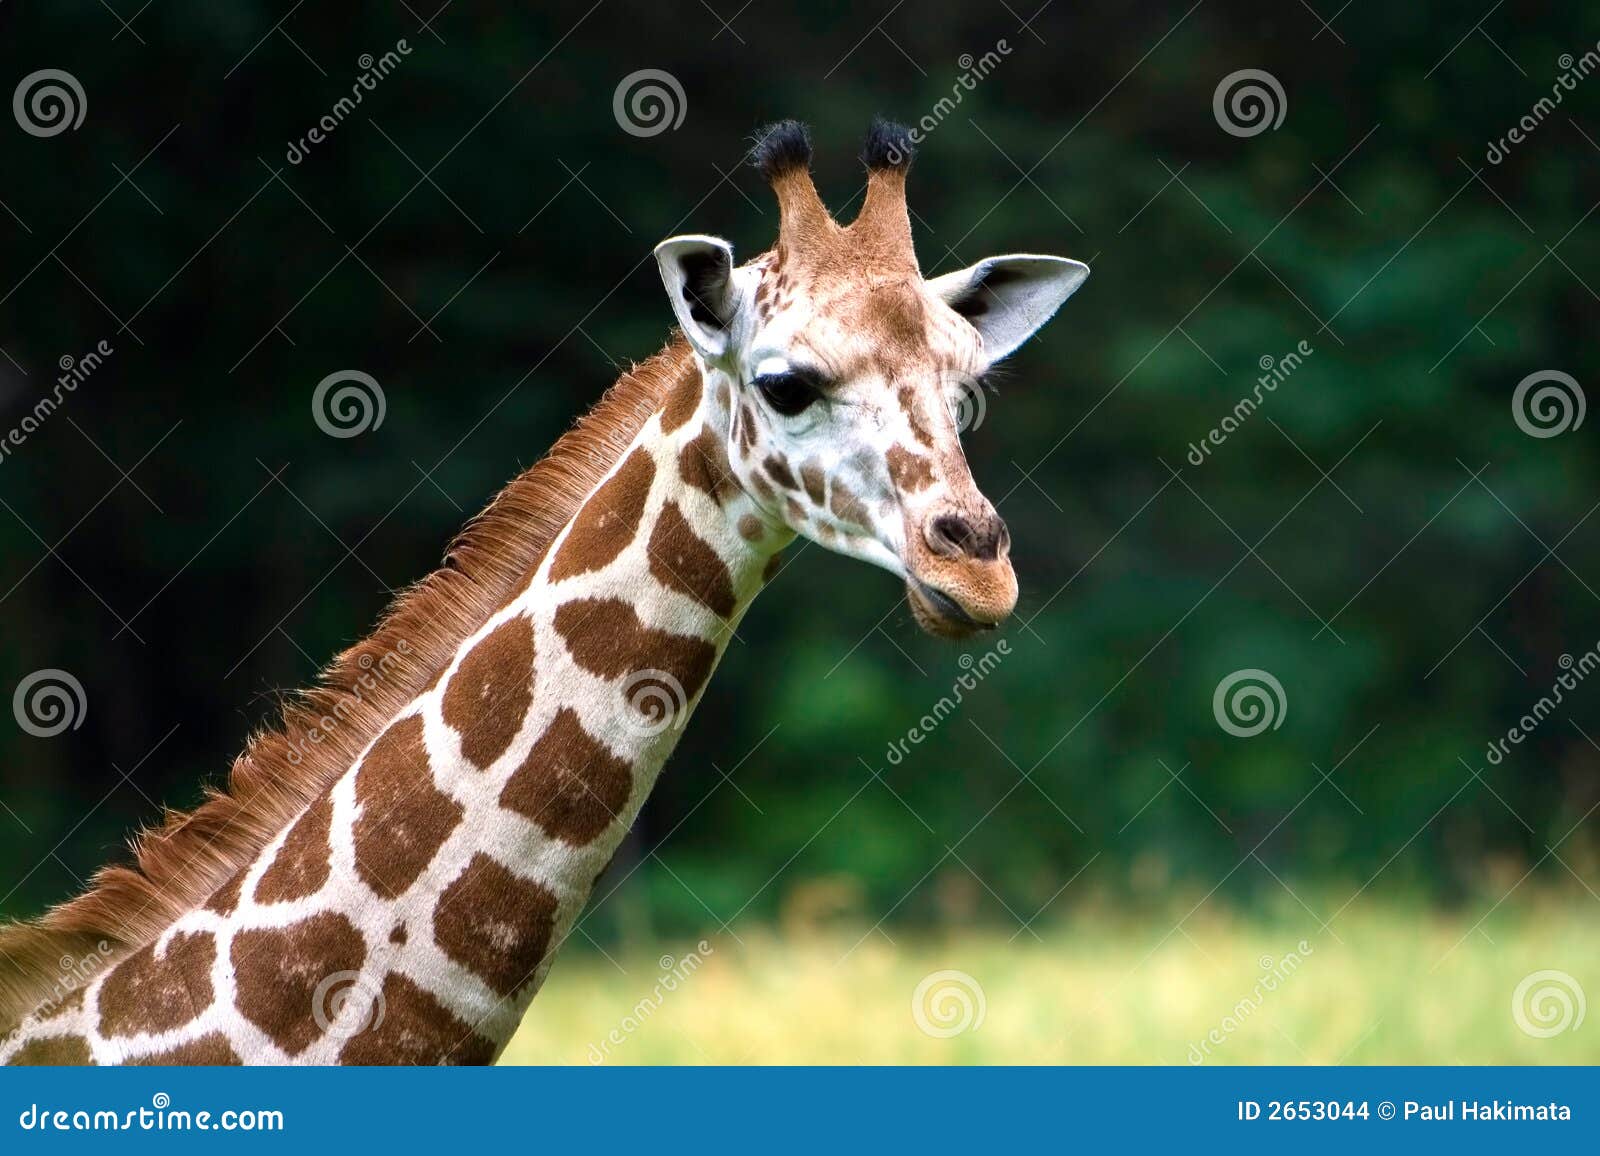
[907,578,1004,640]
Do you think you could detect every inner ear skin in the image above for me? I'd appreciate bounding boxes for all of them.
[945,264,1029,321]
[679,251,729,328]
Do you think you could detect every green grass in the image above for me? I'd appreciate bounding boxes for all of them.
[501,891,1598,1064]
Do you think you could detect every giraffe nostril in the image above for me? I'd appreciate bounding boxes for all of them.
[926,511,1008,561]
[927,513,979,558]
[928,514,968,557]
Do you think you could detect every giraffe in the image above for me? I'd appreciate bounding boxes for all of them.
[0,119,1088,1065]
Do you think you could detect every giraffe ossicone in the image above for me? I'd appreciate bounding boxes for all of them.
[0,119,1087,1065]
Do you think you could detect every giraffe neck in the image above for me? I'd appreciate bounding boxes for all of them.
[4,354,791,1066]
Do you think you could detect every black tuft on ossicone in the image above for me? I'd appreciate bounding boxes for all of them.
[751,120,813,180]
[861,117,915,170]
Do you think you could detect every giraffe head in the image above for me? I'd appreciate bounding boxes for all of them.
[654,120,1088,638]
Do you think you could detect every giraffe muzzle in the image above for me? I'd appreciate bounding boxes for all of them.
[902,500,1018,637]
[911,580,992,631]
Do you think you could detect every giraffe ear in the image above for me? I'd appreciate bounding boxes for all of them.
[654,234,742,362]
[928,255,1089,365]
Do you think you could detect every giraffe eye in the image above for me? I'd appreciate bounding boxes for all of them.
[753,371,822,417]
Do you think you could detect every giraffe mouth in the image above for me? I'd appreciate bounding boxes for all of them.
[908,579,998,639]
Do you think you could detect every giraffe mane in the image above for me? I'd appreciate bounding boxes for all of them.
[0,338,698,1031]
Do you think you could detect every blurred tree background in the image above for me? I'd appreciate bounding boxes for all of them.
[0,0,1596,964]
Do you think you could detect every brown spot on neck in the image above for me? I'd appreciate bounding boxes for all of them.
[548,447,656,582]
[97,932,216,1039]
[254,794,333,904]
[648,501,737,618]
[7,1035,92,1066]
[678,425,736,505]
[352,716,464,899]
[553,598,719,705]
[204,869,247,916]
[433,854,560,998]
[500,708,634,845]
[337,972,495,1065]
[440,615,536,769]
[658,370,704,434]
[231,913,367,1057]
